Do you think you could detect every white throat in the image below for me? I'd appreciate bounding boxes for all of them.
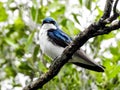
[39,23,64,59]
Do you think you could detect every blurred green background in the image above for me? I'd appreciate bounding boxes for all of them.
[0,0,120,90]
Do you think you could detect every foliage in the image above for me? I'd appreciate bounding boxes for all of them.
[0,0,120,90]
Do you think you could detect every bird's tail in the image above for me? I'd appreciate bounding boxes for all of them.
[69,49,105,72]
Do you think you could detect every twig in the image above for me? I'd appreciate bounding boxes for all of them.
[103,0,120,24]
[101,0,114,20]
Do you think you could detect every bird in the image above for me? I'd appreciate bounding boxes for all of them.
[39,17,104,72]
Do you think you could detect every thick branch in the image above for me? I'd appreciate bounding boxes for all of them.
[23,0,120,90]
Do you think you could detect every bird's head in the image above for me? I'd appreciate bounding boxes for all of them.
[41,17,58,30]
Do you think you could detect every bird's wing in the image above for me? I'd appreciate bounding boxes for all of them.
[47,29,72,47]
[69,49,105,72]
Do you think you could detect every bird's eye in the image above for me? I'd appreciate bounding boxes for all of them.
[42,20,46,24]
[50,21,55,24]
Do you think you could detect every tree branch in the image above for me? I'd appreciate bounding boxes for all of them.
[23,0,120,90]
[103,0,120,24]
[101,0,113,20]
[113,0,119,13]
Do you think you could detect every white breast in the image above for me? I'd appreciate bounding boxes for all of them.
[39,24,64,59]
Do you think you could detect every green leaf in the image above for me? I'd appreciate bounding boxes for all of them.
[110,47,118,55]
[95,6,103,21]
[32,45,40,62]
[38,61,47,72]
[85,0,92,10]
[5,66,17,77]
[79,0,83,5]
[15,47,25,57]
[14,16,25,30]
[103,32,115,40]
[50,6,65,19]
[72,13,81,25]
[31,6,47,23]
[0,2,8,21]
[18,61,34,75]
[43,54,52,62]
[66,20,80,36]
[108,64,120,79]
[4,38,18,48]
[25,30,35,52]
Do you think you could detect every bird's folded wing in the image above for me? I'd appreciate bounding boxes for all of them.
[69,49,105,72]
[47,29,72,47]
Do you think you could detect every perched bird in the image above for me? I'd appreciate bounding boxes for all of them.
[39,17,104,72]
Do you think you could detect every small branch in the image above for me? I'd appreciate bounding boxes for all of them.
[105,20,120,31]
[103,0,120,24]
[23,0,120,90]
[101,0,114,20]
[113,0,119,13]
[92,20,120,36]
